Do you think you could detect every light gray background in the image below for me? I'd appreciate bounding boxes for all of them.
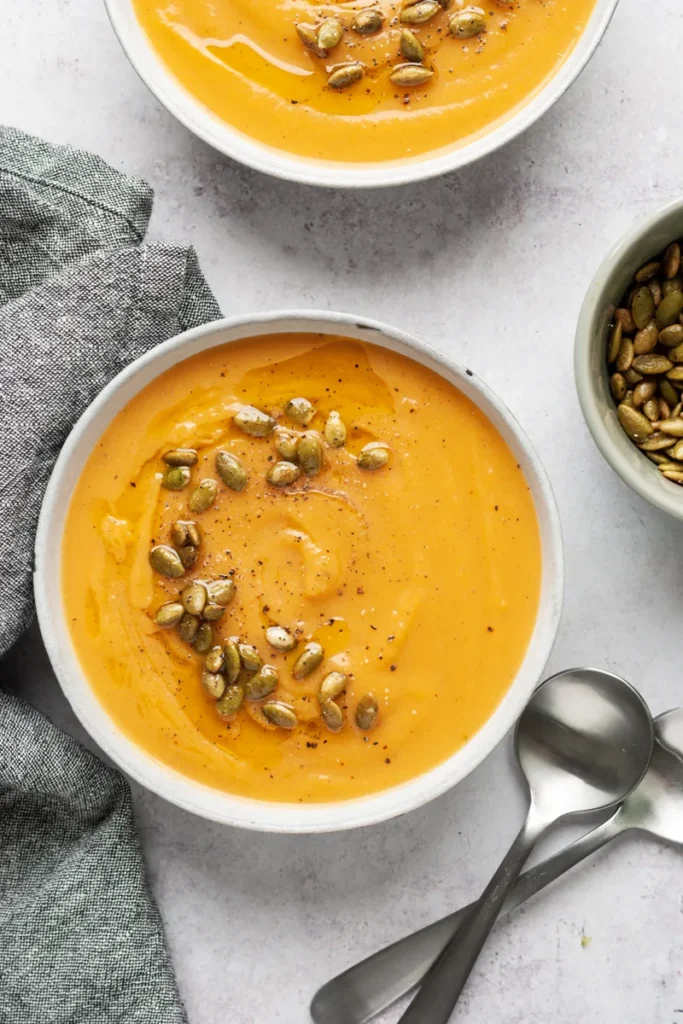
[3,1,683,1021]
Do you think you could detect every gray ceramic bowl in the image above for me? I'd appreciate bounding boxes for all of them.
[575,197,683,520]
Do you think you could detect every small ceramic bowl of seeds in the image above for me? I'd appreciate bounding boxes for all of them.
[576,198,683,520]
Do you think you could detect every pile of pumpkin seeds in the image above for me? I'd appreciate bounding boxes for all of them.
[148,398,387,733]
[295,2,491,92]
[607,241,683,484]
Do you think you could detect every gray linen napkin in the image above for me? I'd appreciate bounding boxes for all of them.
[0,126,221,1023]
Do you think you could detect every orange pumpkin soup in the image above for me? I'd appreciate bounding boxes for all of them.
[132,0,596,164]
[62,335,541,802]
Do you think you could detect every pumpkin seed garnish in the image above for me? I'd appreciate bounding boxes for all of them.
[201,668,226,700]
[188,478,218,514]
[656,291,683,329]
[172,520,200,548]
[319,670,347,702]
[449,6,487,37]
[238,643,262,673]
[355,693,379,731]
[262,701,298,730]
[206,579,236,606]
[615,338,634,372]
[179,612,200,643]
[265,626,297,652]
[400,1,440,23]
[321,699,344,733]
[633,380,657,407]
[205,645,226,674]
[400,28,426,62]
[631,286,655,330]
[317,18,343,51]
[267,461,301,487]
[285,397,316,427]
[216,682,246,718]
[162,466,191,491]
[224,638,242,685]
[202,602,226,622]
[389,62,434,85]
[351,8,384,33]
[617,404,654,443]
[149,545,185,578]
[323,410,347,448]
[246,664,279,701]
[273,427,300,461]
[632,354,673,375]
[297,431,324,476]
[154,602,184,628]
[293,641,324,680]
[216,450,249,491]
[658,418,683,437]
[177,544,198,569]
[357,444,390,470]
[233,405,275,437]
[181,581,207,617]
[659,325,683,348]
[328,62,365,89]
[610,373,626,402]
[193,622,214,654]
[643,399,660,422]
[296,22,328,57]
[637,432,676,452]
[163,448,198,466]
[633,322,658,355]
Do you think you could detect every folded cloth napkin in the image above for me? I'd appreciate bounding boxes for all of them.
[0,126,221,1023]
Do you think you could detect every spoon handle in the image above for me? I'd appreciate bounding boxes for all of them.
[396,810,547,1024]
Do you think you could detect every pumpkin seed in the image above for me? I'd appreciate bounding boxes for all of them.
[400,28,426,62]
[317,18,343,51]
[177,545,198,569]
[623,368,643,386]
[262,701,298,729]
[201,668,226,699]
[659,324,683,347]
[296,22,328,56]
[179,612,200,643]
[658,418,683,437]
[233,405,275,437]
[643,399,660,422]
[206,579,236,606]
[154,602,184,628]
[267,461,301,487]
[162,466,191,491]
[223,638,242,685]
[205,645,225,674]
[216,682,245,718]
[649,279,662,307]
[389,63,434,85]
[324,410,347,447]
[193,622,213,654]
[246,665,279,701]
[351,8,384,33]
[660,399,672,419]
[328,62,365,89]
[656,291,683,329]
[216,450,248,491]
[319,670,347,702]
[614,308,636,333]
[180,581,207,617]
[163,448,198,466]
[273,427,300,461]
[293,641,324,680]
[149,545,185,578]
[449,6,486,36]
[633,322,659,355]
[637,432,676,451]
[663,276,683,297]
[615,338,634,372]
[400,0,440,23]
[662,470,683,484]
[667,366,683,381]
[672,439,683,460]
[617,404,654,443]
[357,444,390,470]
[321,699,344,733]
[635,261,660,283]
[172,520,200,548]
[632,354,673,375]
[673,402,683,418]
[668,343,683,363]
[609,373,626,402]
[663,243,681,279]
[297,431,324,476]
[189,478,218,514]
[631,286,655,329]
[646,451,670,465]
[659,379,679,405]
[355,693,378,731]
[265,626,297,652]
[633,380,657,407]
[202,602,226,622]
[607,321,622,364]
[238,643,262,673]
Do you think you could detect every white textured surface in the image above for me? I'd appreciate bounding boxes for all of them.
[3,1,683,1021]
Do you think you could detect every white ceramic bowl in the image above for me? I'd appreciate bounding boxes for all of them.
[575,198,683,520]
[105,0,619,189]
[35,311,563,832]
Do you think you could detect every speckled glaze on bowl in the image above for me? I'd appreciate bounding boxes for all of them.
[575,197,683,520]
[104,0,620,189]
[35,311,563,833]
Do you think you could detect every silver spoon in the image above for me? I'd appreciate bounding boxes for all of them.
[313,668,654,1024]
[310,707,683,1024]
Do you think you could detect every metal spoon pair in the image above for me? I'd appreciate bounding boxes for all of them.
[312,668,682,1024]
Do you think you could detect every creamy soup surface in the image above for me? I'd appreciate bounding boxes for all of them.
[132,0,597,164]
[63,334,541,802]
